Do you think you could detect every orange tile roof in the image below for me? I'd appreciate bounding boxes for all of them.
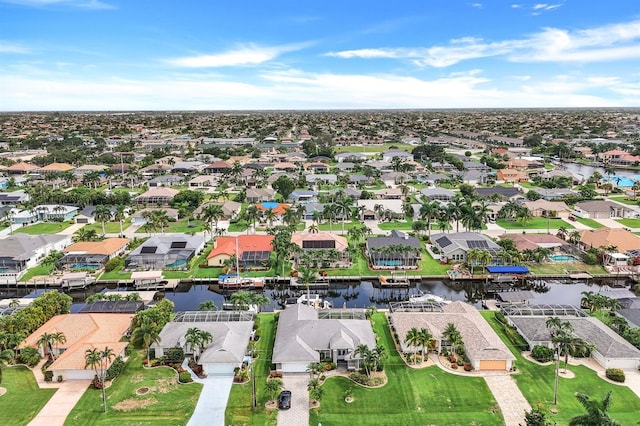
[256,203,290,215]
[7,162,38,171]
[20,314,133,371]
[63,238,130,255]
[206,235,274,260]
[40,162,75,172]
[579,228,640,253]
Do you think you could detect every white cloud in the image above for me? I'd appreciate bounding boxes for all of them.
[327,19,640,66]
[532,3,562,11]
[0,41,29,54]
[469,3,482,9]
[511,4,522,8]
[166,43,308,68]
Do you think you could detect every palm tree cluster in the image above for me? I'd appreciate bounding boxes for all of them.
[545,317,591,374]
[353,343,386,376]
[369,244,420,269]
[140,209,170,234]
[498,201,533,225]
[229,291,270,312]
[580,291,620,319]
[185,327,213,362]
[520,247,553,263]
[441,323,463,359]
[198,203,224,238]
[0,348,14,384]
[84,346,116,412]
[465,248,492,274]
[569,391,620,426]
[419,195,491,237]
[37,331,66,360]
[404,327,435,365]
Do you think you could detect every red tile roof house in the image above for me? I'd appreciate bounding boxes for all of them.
[601,149,640,166]
[19,313,133,380]
[206,235,274,269]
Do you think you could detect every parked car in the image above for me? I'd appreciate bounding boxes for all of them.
[568,215,576,221]
[278,390,292,410]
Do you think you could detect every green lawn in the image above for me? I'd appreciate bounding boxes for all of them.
[83,218,132,234]
[481,311,640,425]
[13,221,72,235]
[225,314,278,426]
[574,217,605,229]
[325,249,371,277]
[0,366,57,426]
[496,218,574,230]
[527,262,606,275]
[98,265,132,281]
[66,351,202,426]
[615,218,640,228]
[135,219,207,234]
[608,196,639,206]
[310,313,503,425]
[228,220,250,232]
[378,220,413,231]
[19,263,55,282]
[334,143,414,153]
[318,221,362,232]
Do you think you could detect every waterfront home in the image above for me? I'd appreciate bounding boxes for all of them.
[578,228,640,253]
[272,304,375,373]
[152,311,254,375]
[126,234,205,270]
[291,232,350,268]
[430,232,500,263]
[389,301,515,371]
[61,238,130,270]
[19,313,133,380]
[504,304,640,370]
[366,231,422,269]
[206,234,274,269]
[496,168,528,183]
[0,234,71,284]
[500,233,565,252]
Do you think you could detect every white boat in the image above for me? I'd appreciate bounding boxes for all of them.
[218,238,265,290]
[297,294,332,309]
[409,291,450,304]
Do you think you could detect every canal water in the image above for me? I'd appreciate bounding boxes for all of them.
[562,162,639,179]
[2,279,618,313]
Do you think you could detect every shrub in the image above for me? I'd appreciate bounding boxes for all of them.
[531,345,555,363]
[104,256,124,273]
[463,363,473,371]
[348,372,384,386]
[269,371,283,379]
[18,346,41,367]
[106,357,125,380]
[179,371,193,383]
[44,371,54,382]
[494,311,507,324]
[165,346,185,362]
[450,363,458,369]
[605,368,625,383]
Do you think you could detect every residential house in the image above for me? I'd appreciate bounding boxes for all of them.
[19,313,133,380]
[188,175,218,189]
[521,200,571,219]
[372,188,403,200]
[152,311,254,375]
[357,199,404,217]
[348,174,374,186]
[497,168,528,183]
[532,187,578,200]
[475,187,523,201]
[148,175,185,187]
[38,162,75,175]
[0,190,30,206]
[306,174,337,186]
[291,232,350,268]
[272,304,376,373]
[289,190,318,203]
[578,228,640,253]
[500,233,565,252]
[61,238,130,270]
[140,163,172,177]
[0,234,71,283]
[245,188,275,203]
[366,231,422,269]
[126,234,205,270]
[133,187,179,206]
[382,150,414,162]
[430,232,500,263]
[305,162,330,173]
[390,301,515,371]
[11,204,79,224]
[273,162,298,171]
[420,188,455,202]
[205,161,232,174]
[460,170,488,186]
[573,200,632,219]
[335,152,367,163]
[334,162,355,172]
[131,208,179,225]
[602,149,640,166]
[171,161,206,174]
[504,305,640,370]
[7,162,38,175]
[206,235,274,269]
[194,201,241,220]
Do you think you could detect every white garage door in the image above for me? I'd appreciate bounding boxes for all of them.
[58,369,95,380]
[280,363,309,373]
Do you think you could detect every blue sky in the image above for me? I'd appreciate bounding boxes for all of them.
[0,0,639,110]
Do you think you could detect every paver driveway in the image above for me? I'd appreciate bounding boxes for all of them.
[28,380,91,426]
[277,373,309,426]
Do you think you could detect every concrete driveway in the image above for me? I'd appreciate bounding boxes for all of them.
[28,379,91,426]
[277,373,309,426]
[187,374,234,426]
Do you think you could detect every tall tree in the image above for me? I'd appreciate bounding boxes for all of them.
[569,391,620,426]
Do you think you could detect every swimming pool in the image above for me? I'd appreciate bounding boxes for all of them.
[71,263,100,270]
[261,201,280,209]
[548,254,579,262]
[376,260,403,266]
[167,259,187,268]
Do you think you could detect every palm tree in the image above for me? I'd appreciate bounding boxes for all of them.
[197,330,213,358]
[230,290,252,311]
[50,332,66,360]
[113,205,127,237]
[131,319,161,366]
[197,300,218,311]
[84,348,102,383]
[417,328,433,361]
[37,332,55,360]
[297,267,317,304]
[0,348,14,384]
[404,327,421,365]
[419,200,440,238]
[265,378,283,402]
[185,327,203,358]
[569,391,620,426]
[243,204,260,234]
[442,323,461,358]
[200,203,225,238]
[73,227,99,242]
[94,205,112,236]
[353,344,372,376]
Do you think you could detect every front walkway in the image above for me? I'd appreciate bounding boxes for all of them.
[277,373,309,426]
[183,359,234,426]
[28,380,91,426]
[484,375,531,426]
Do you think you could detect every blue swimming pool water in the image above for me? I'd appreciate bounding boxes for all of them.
[377,260,403,266]
[548,254,579,262]
[71,263,100,270]
[167,259,187,268]
[261,201,279,209]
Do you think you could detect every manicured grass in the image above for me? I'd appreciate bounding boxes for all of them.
[83,218,132,234]
[608,196,639,206]
[0,366,57,426]
[225,314,278,426]
[615,218,640,228]
[13,221,72,235]
[318,221,361,232]
[310,313,503,425]
[135,220,207,234]
[98,265,132,281]
[574,217,605,229]
[481,311,640,425]
[66,350,202,426]
[527,262,606,275]
[378,219,413,231]
[19,263,55,282]
[496,218,574,230]
[325,249,371,277]
[228,220,250,232]
[414,249,452,275]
